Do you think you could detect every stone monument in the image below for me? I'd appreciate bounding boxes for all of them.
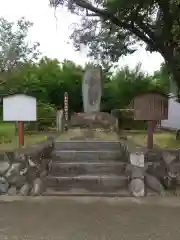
[70,65,116,131]
[82,66,102,113]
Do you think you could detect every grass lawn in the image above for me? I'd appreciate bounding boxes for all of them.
[0,122,48,151]
[123,130,180,149]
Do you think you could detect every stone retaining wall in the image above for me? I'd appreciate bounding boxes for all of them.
[1,135,180,197]
[125,149,180,197]
[0,137,54,196]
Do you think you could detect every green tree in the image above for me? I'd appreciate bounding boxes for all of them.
[0,17,40,84]
[153,63,170,93]
[0,54,167,115]
[102,64,162,111]
[50,0,180,88]
[2,57,84,113]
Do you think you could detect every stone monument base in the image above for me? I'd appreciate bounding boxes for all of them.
[70,112,117,131]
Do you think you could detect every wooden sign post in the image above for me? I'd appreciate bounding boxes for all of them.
[64,92,68,131]
[133,92,168,149]
[147,121,154,149]
[3,94,37,147]
[18,121,24,147]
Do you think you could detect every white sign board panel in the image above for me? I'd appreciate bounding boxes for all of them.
[3,94,37,121]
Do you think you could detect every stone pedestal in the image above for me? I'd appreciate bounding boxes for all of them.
[70,112,116,131]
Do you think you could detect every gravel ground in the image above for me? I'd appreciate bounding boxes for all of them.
[0,196,180,240]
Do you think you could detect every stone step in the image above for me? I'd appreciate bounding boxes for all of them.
[55,141,123,151]
[53,150,125,162]
[43,188,131,197]
[50,161,126,176]
[46,174,128,192]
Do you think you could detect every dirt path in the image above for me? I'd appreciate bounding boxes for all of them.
[0,196,180,239]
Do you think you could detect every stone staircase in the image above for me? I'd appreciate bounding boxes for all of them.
[44,140,130,196]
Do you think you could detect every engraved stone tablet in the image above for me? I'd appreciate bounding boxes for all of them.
[82,67,102,113]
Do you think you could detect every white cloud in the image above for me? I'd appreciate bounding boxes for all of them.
[0,0,164,73]
[119,48,164,75]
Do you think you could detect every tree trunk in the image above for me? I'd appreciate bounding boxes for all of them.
[163,50,180,91]
[171,67,180,90]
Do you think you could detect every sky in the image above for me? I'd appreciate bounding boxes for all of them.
[0,0,164,75]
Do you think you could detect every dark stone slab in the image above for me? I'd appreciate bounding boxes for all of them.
[144,150,164,162]
[46,175,128,192]
[50,161,126,176]
[55,141,122,151]
[146,162,167,180]
[43,188,131,197]
[53,150,123,162]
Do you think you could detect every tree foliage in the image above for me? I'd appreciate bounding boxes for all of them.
[50,0,180,88]
[1,56,167,114]
[0,16,170,131]
[0,17,40,84]
[1,57,84,113]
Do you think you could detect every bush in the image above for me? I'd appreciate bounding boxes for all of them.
[24,102,57,132]
[111,109,146,130]
[111,109,134,119]
[120,119,146,130]
[0,123,15,143]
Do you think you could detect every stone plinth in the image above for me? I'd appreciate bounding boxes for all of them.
[70,112,116,130]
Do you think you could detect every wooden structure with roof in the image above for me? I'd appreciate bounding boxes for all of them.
[133,91,168,121]
[133,91,169,149]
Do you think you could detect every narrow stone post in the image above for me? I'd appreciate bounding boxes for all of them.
[56,109,63,132]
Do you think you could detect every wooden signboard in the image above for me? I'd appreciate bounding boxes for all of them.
[3,93,37,147]
[133,92,169,149]
[134,93,168,120]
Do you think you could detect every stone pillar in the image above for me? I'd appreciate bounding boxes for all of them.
[82,66,102,113]
[56,110,63,132]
